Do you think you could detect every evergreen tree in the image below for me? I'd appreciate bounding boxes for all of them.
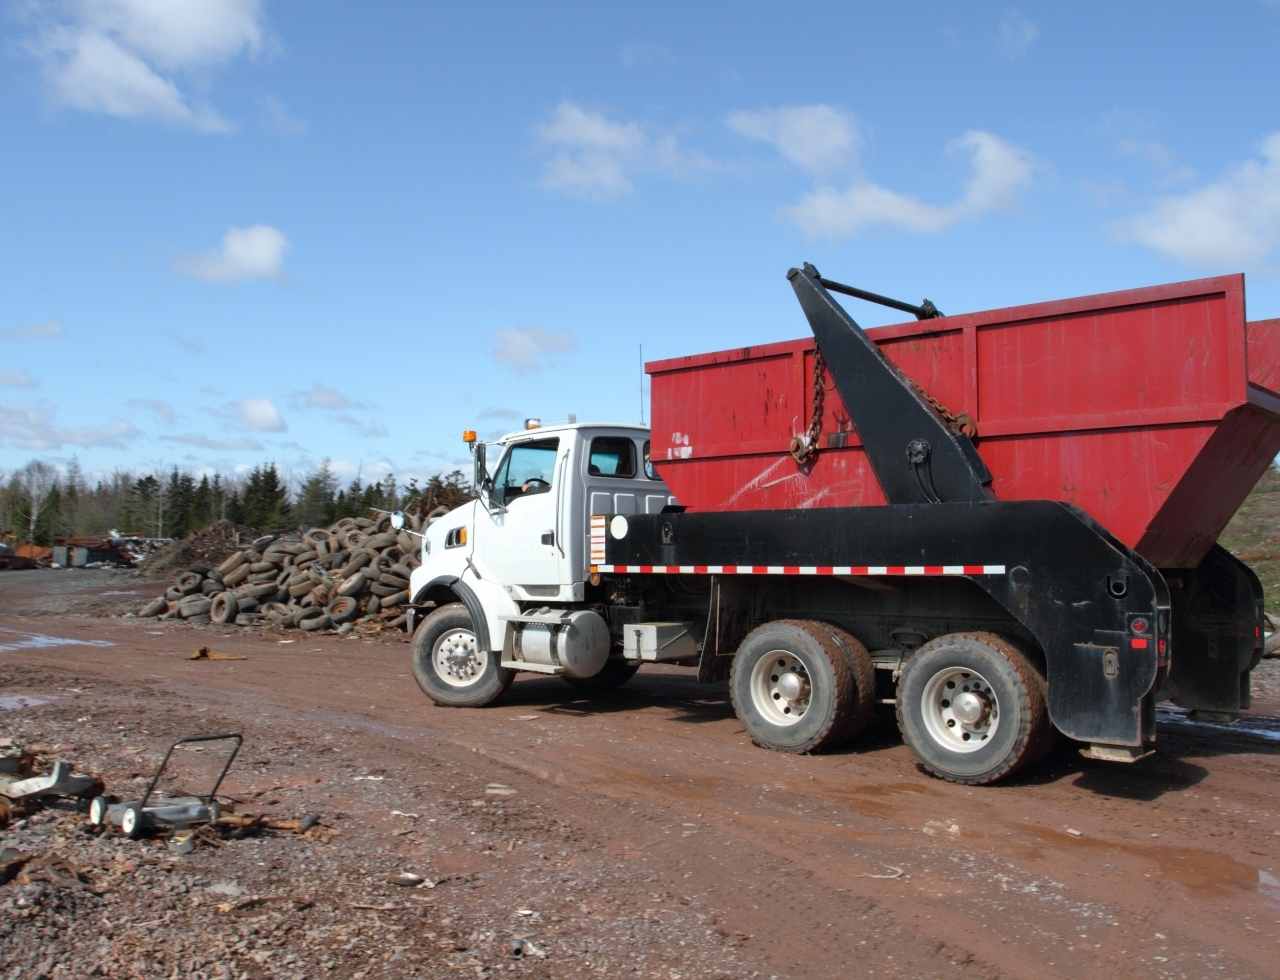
[34,484,63,545]
[64,457,85,535]
[339,478,364,519]
[240,463,290,529]
[380,473,398,511]
[192,475,213,529]
[296,460,337,528]
[125,475,162,535]
[211,474,227,522]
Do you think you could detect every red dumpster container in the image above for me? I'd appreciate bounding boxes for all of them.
[647,274,1280,569]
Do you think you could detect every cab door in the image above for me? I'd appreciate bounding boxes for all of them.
[472,436,565,596]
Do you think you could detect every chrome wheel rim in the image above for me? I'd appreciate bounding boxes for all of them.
[433,628,486,688]
[921,666,999,753]
[121,809,139,835]
[750,650,811,726]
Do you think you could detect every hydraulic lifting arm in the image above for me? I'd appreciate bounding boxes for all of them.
[787,262,993,505]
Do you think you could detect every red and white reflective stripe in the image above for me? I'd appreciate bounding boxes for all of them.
[589,563,1006,576]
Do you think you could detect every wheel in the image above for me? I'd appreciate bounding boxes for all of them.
[895,632,1050,785]
[729,620,859,754]
[88,795,110,826]
[120,804,146,840]
[209,592,239,625]
[816,623,878,744]
[562,659,640,692]
[410,603,514,707]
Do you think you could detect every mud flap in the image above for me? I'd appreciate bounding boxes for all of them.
[1159,545,1263,719]
[1048,631,1159,746]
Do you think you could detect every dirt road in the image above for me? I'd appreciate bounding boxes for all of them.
[5,569,1280,978]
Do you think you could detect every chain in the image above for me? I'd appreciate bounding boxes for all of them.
[913,382,977,439]
[788,349,826,465]
[789,349,976,466]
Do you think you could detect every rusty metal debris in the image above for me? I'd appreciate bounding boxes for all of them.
[0,740,102,808]
[188,646,247,661]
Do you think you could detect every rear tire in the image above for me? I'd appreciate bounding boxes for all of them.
[411,603,513,707]
[895,632,1049,785]
[730,619,858,754]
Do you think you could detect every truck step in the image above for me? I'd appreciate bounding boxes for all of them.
[499,659,563,675]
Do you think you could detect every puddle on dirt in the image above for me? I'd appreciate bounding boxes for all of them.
[0,694,55,711]
[1017,823,1256,897]
[0,628,115,654]
[1157,705,1280,744]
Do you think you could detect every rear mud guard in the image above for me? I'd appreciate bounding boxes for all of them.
[1159,545,1263,719]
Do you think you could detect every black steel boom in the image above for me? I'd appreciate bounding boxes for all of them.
[787,262,992,505]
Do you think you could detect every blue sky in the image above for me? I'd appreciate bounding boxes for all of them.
[3,1,1279,489]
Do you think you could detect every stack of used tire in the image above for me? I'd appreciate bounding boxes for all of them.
[135,510,445,636]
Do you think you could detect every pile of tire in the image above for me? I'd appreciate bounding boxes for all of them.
[135,510,441,636]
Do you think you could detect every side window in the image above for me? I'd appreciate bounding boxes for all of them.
[642,440,659,480]
[496,438,559,503]
[588,437,636,478]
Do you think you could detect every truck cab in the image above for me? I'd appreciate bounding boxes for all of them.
[407,422,674,679]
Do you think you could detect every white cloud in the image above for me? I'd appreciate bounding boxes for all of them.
[492,328,576,371]
[127,398,176,424]
[0,405,140,451]
[540,102,643,152]
[998,9,1039,58]
[334,414,389,439]
[22,0,264,131]
[1120,133,1280,267]
[160,432,264,451]
[296,384,354,411]
[0,371,36,388]
[38,29,230,132]
[536,101,713,199]
[726,105,860,173]
[232,398,287,432]
[178,225,287,282]
[783,131,1033,238]
[2,320,62,340]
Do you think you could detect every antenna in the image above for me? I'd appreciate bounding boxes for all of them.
[639,343,645,425]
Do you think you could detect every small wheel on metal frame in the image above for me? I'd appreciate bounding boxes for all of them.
[88,795,110,827]
[120,804,146,840]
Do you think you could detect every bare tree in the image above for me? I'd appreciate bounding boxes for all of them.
[17,460,57,543]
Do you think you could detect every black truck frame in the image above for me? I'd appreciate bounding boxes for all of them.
[588,264,1264,783]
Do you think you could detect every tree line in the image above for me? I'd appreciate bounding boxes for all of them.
[0,458,473,545]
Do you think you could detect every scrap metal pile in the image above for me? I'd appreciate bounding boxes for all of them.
[135,512,438,636]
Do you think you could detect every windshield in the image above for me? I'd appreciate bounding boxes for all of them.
[492,437,559,503]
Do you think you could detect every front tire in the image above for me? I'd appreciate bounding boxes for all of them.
[411,603,514,707]
[895,632,1049,785]
[730,620,860,754]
